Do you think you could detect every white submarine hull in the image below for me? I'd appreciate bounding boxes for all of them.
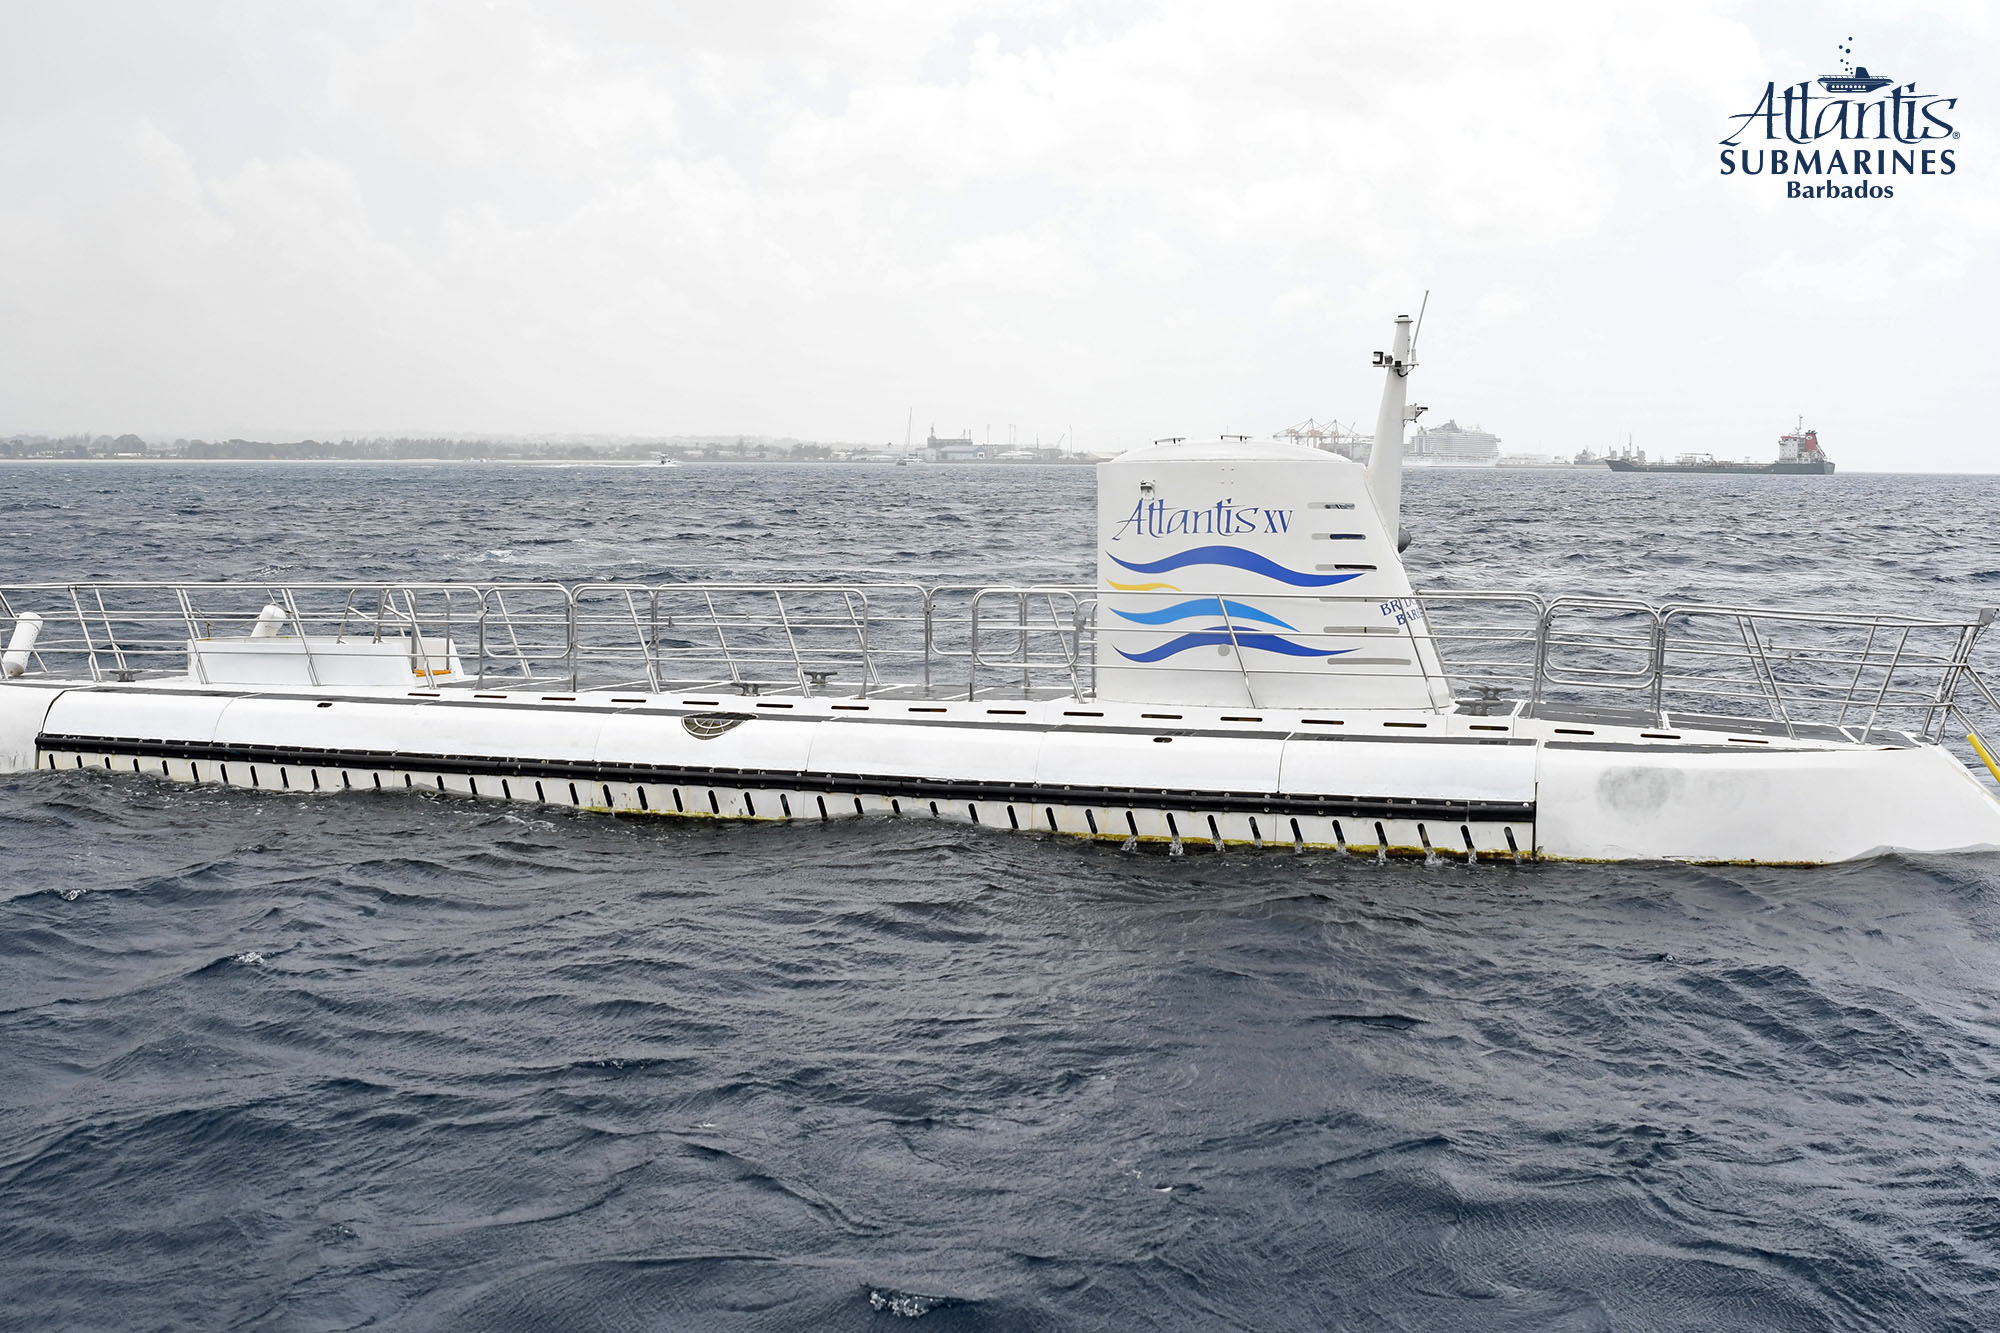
[8,678,2000,863]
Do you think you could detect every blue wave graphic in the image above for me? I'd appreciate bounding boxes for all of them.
[1111,598,1296,630]
[1116,627,1349,663]
[1107,545,1362,588]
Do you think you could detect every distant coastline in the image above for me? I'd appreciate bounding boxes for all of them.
[0,433,1095,464]
[0,454,1102,466]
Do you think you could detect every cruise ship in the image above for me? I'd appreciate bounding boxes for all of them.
[1406,419,1500,467]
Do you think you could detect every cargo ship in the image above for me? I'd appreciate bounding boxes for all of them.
[1604,420,1835,474]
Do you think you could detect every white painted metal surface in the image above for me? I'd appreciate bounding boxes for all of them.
[1093,441,1448,710]
[1278,734,1537,806]
[20,678,2000,861]
[189,635,463,687]
[1534,742,2000,862]
[0,682,57,771]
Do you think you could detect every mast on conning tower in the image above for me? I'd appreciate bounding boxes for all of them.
[1366,311,1422,547]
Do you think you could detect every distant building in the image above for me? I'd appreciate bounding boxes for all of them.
[926,427,985,462]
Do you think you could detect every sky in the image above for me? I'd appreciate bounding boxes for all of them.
[0,0,1993,468]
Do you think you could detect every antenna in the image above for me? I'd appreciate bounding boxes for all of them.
[1408,290,1431,362]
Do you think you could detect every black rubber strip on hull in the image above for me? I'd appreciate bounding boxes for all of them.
[37,731,1536,826]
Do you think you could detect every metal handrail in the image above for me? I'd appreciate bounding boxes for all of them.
[3,581,1995,735]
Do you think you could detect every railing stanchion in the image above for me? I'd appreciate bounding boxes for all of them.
[701,589,740,689]
[1837,621,1880,730]
[1214,596,1261,709]
[66,586,102,683]
[88,587,132,680]
[1017,593,1030,695]
[175,588,206,685]
[1650,614,1668,725]
[567,587,579,692]
[646,590,663,692]
[921,590,934,694]
[968,592,981,700]
[278,588,322,688]
[1929,615,1991,743]
[1735,615,1796,738]
[1861,627,1912,743]
[846,590,877,696]
[771,589,806,691]
[1530,605,1550,715]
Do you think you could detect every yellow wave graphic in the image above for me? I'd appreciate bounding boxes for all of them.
[1107,580,1181,591]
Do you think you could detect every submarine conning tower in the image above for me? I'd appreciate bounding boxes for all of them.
[1093,313,1449,710]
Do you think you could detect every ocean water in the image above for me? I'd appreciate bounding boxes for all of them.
[4,462,2000,1331]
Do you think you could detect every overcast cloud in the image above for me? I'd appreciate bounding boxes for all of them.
[0,1,1992,468]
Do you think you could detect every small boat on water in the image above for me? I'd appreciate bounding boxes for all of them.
[3,318,1996,863]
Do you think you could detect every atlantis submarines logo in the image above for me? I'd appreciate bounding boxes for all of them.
[1719,39,1959,199]
[1110,495,1294,540]
[1104,493,1363,592]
